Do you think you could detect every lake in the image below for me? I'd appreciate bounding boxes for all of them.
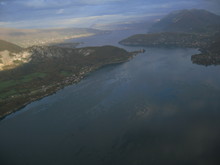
[1,30,220,165]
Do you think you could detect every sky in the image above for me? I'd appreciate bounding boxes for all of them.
[0,0,220,29]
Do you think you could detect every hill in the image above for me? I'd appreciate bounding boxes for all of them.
[0,40,23,53]
[191,32,220,65]
[119,32,210,48]
[148,9,220,34]
[0,40,29,70]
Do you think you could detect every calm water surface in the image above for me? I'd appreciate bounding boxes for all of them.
[1,30,220,165]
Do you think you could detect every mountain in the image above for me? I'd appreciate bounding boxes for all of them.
[119,9,220,66]
[120,9,220,48]
[148,9,220,34]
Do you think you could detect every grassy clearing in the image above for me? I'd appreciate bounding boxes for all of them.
[21,72,47,83]
[13,60,23,64]
[0,72,47,93]
[60,71,72,77]
[0,80,18,91]
[0,89,17,99]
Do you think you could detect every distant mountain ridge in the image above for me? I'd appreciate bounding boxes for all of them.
[148,9,220,34]
[119,9,220,65]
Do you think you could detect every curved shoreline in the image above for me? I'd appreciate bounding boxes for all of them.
[0,53,140,121]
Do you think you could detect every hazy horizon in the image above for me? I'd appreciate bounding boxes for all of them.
[0,0,220,29]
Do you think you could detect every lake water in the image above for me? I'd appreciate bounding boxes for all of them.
[1,30,220,165]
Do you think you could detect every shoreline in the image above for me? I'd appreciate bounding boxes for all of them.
[0,66,103,120]
[0,52,140,121]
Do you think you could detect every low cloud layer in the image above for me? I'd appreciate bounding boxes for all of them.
[0,0,219,29]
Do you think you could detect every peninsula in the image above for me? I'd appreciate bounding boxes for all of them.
[0,41,137,119]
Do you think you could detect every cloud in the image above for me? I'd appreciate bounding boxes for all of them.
[79,0,126,5]
[20,0,69,8]
[0,2,5,5]
[203,0,220,14]
[0,12,164,29]
[14,0,126,9]
[0,0,8,7]
[0,15,129,28]
[1,0,219,29]
[205,0,220,4]
[56,9,64,15]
